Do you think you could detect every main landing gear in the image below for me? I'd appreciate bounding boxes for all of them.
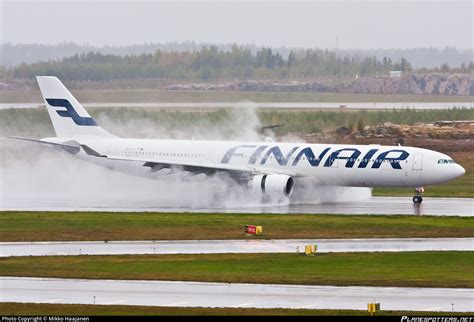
[413,187,424,204]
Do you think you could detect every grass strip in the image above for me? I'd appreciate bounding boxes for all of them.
[1,212,473,242]
[1,252,472,288]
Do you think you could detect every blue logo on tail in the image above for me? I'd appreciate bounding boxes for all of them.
[46,99,97,126]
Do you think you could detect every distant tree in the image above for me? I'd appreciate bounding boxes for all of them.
[287,51,296,67]
[468,61,474,71]
[399,57,412,72]
[275,53,285,68]
[440,63,450,73]
[3,45,440,81]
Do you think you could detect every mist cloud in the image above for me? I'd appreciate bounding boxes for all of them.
[0,103,371,210]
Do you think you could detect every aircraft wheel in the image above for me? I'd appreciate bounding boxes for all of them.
[412,196,423,204]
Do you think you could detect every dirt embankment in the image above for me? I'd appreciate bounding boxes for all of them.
[348,121,472,151]
[295,121,474,160]
[165,74,474,96]
[2,73,473,95]
[341,120,473,140]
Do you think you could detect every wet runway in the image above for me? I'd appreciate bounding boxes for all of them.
[1,277,472,312]
[1,197,472,216]
[1,238,472,257]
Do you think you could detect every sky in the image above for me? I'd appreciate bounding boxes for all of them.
[1,0,472,49]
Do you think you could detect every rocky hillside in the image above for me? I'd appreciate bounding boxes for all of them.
[338,121,473,140]
[166,74,474,96]
[340,74,473,96]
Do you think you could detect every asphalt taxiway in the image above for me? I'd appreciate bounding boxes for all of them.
[1,238,472,257]
[1,277,472,312]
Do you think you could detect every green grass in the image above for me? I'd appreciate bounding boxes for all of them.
[1,212,473,242]
[1,252,472,288]
[1,106,473,139]
[1,89,472,104]
[260,109,474,137]
[0,302,469,316]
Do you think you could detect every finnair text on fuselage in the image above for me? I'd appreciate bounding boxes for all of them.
[221,145,408,169]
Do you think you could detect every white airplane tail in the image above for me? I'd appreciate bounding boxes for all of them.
[36,76,116,138]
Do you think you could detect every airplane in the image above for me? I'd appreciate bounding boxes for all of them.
[11,76,466,204]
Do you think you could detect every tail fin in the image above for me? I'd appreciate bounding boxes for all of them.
[36,76,116,138]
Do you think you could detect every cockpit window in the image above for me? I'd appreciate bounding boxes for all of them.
[438,159,456,164]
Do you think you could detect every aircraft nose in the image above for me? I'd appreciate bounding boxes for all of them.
[455,164,466,177]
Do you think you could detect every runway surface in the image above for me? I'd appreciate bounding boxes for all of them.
[1,102,473,110]
[1,238,472,257]
[1,277,472,312]
[2,197,472,216]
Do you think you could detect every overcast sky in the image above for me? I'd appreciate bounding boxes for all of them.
[1,0,472,49]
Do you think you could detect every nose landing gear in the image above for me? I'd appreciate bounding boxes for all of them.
[413,187,424,204]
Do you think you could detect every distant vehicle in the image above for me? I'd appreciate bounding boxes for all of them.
[12,76,465,204]
[390,70,403,77]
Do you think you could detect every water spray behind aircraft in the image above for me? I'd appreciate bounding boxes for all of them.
[0,99,372,209]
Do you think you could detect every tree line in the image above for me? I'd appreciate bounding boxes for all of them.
[2,45,473,81]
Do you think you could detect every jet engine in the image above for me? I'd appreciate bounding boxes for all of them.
[250,174,294,197]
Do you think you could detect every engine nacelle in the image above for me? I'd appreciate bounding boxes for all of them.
[250,174,294,197]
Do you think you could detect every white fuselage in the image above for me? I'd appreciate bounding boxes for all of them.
[46,137,466,188]
[33,76,466,198]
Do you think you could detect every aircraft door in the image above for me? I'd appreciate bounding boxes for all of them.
[412,153,423,171]
[107,144,117,155]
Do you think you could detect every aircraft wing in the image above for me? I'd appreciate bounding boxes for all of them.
[8,136,307,178]
[81,144,307,178]
[9,136,81,154]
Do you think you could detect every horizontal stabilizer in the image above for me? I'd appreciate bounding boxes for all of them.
[8,136,81,154]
